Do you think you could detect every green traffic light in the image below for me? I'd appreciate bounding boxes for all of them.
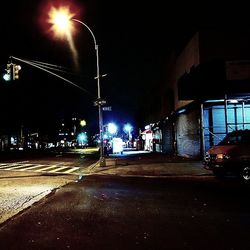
[3,73,11,81]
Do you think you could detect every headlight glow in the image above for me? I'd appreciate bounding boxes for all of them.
[216,153,230,161]
[216,153,224,160]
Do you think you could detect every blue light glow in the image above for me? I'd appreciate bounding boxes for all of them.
[77,132,87,145]
[108,123,117,134]
[124,123,132,133]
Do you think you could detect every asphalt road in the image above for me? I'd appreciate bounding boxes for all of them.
[0,149,98,225]
[0,148,99,164]
[1,175,250,250]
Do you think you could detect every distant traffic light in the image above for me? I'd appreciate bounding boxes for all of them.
[3,63,21,81]
[3,63,12,81]
[12,64,21,80]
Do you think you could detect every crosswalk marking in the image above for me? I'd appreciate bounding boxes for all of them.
[19,165,45,171]
[0,162,81,175]
[0,164,15,169]
[0,164,8,167]
[49,166,70,173]
[64,167,79,173]
[34,165,59,172]
[5,164,36,170]
[0,163,28,169]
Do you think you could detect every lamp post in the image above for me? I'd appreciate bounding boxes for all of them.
[49,10,106,166]
[124,123,133,148]
[72,19,106,167]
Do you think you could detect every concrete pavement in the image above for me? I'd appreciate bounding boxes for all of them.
[83,150,211,177]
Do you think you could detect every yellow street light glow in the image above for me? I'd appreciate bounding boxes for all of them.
[80,120,86,127]
[54,12,69,30]
[48,6,75,37]
[47,5,79,70]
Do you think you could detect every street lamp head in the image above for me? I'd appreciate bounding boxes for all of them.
[108,123,118,135]
[54,12,70,31]
[48,6,75,38]
[80,119,86,127]
[124,124,132,133]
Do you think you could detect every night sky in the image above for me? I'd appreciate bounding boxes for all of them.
[0,0,246,136]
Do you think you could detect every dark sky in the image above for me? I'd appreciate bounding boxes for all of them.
[0,0,246,136]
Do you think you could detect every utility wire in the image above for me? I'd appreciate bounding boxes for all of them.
[28,59,69,70]
[28,60,75,75]
[28,60,90,79]
[10,56,94,97]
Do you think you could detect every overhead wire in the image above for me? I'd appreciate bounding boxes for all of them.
[10,56,94,98]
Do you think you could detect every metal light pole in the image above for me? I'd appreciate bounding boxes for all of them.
[72,19,106,167]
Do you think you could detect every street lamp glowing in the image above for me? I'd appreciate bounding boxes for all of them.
[124,124,132,133]
[48,7,75,37]
[124,123,133,143]
[77,132,88,146]
[48,6,80,71]
[80,119,86,127]
[54,12,69,30]
[108,123,118,135]
[47,7,106,166]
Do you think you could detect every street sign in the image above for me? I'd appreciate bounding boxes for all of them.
[103,106,112,111]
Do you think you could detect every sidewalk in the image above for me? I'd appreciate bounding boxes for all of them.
[86,150,211,177]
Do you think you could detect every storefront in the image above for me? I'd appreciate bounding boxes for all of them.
[203,97,250,152]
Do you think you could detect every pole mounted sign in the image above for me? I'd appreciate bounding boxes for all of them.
[102,106,112,111]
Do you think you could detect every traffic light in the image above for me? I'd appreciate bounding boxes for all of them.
[12,64,21,80]
[3,63,12,81]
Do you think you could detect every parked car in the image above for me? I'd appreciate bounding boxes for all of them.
[203,129,250,181]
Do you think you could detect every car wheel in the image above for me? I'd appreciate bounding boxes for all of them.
[241,166,250,181]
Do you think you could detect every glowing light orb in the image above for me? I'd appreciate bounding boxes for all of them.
[124,124,132,133]
[108,123,118,135]
[48,6,75,38]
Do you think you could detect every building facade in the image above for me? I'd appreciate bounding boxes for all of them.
[145,30,250,159]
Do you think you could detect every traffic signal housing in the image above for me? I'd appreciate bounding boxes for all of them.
[12,64,21,80]
[3,63,21,81]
